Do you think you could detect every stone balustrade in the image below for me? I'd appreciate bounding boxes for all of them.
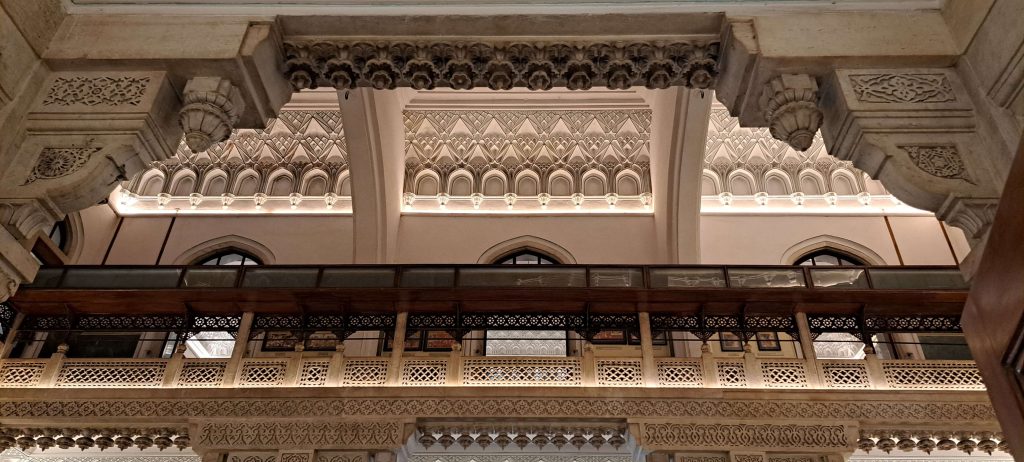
[0,354,985,390]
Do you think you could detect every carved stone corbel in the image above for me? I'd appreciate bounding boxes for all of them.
[760,74,823,152]
[179,77,246,153]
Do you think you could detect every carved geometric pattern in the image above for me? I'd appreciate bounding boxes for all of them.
[656,359,704,387]
[485,330,568,356]
[198,420,403,449]
[55,360,166,387]
[715,360,747,387]
[759,360,809,388]
[125,110,349,200]
[298,359,331,386]
[848,73,955,104]
[42,76,150,106]
[340,359,389,385]
[24,148,99,184]
[733,456,764,462]
[881,361,985,390]
[678,457,728,462]
[176,360,228,387]
[900,145,975,184]
[237,359,289,386]
[408,457,633,462]
[231,456,277,462]
[0,397,996,422]
[404,109,652,199]
[766,457,814,462]
[596,359,643,386]
[818,361,871,389]
[280,453,312,462]
[0,361,47,387]
[400,359,448,385]
[703,103,879,197]
[462,358,581,386]
[283,41,720,91]
[642,422,848,449]
[318,453,367,462]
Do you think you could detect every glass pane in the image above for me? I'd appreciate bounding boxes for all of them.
[183,268,239,288]
[486,330,567,356]
[728,268,806,288]
[590,268,643,287]
[459,267,586,287]
[649,268,726,288]
[868,269,968,289]
[516,254,539,264]
[61,268,183,288]
[321,268,396,288]
[918,334,972,360]
[813,332,866,359]
[241,268,319,288]
[400,268,455,287]
[26,268,64,288]
[813,255,840,266]
[218,253,244,265]
[810,268,869,289]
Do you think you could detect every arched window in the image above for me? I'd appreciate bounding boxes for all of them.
[496,250,559,265]
[196,250,262,266]
[795,249,865,266]
[48,219,69,252]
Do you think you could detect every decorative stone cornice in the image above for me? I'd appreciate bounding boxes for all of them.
[0,428,190,452]
[179,77,246,153]
[283,41,719,92]
[856,430,1009,456]
[197,420,402,450]
[760,74,823,152]
[639,422,849,451]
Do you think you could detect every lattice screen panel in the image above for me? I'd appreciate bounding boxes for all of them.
[400,359,448,385]
[176,360,228,387]
[462,358,581,386]
[882,360,985,390]
[715,360,747,387]
[596,359,643,386]
[237,359,289,386]
[56,360,166,387]
[0,361,46,387]
[341,359,389,385]
[760,360,809,388]
[656,359,703,387]
[298,359,331,386]
[818,360,871,389]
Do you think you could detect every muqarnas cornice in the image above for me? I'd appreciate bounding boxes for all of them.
[283,41,719,91]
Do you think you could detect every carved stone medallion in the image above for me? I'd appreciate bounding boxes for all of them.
[23,148,100,184]
[900,145,974,184]
[848,74,955,104]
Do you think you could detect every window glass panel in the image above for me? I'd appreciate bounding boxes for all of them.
[196,250,262,266]
[459,267,585,287]
[400,268,455,287]
[813,254,840,266]
[810,268,869,289]
[918,334,972,360]
[320,268,396,288]
[868,268,968,289]
[496,250,559,265]
[241,268,318,288]
[183,268,239,288]
[649,268,726,288]
[590,268,643,287]
[794,249,865,267]
[62,268,182,289]
[728,268,806,288]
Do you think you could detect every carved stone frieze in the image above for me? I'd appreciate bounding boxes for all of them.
[765,457,813,462]
[23,148,99,185]
[0,427,190,452]
[41,76,151,107]
[732,456,764,462]
[197,421,402,450]
[404,109,651,201]
[0,397,996,423]
[126,110,349,203]
[641,423,848,450]
[283,41,719,91]
[317,452,366,462]
[678,457,727,462]
[856,429,1008,456]
[703,102,880,198]
[848,74,956,104]
[760,74,822,152]
[230,455,276,462]
[179,77,245,154]
[900,145,975,184]
[408,457,629,462]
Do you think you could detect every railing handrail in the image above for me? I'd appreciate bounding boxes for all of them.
[22,264,968,291]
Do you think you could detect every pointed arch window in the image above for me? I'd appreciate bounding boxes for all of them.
[195,250,262,266]
[495,250,559,265]
[795,249,865,266]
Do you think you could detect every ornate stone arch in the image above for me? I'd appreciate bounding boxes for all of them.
[171,234,277,265]
[477,235,577,264]
[780,234,889,266]
[61,211,86,264]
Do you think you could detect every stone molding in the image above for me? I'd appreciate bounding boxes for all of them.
[41,76,151,107]
[283,41,719,92]
[0,396,996,423]
[197,420,403,450]
[640,423,849,451]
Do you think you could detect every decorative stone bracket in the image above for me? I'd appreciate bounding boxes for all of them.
[179,77,246,153]
[759,74,822,152]
[283,41,719,92]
